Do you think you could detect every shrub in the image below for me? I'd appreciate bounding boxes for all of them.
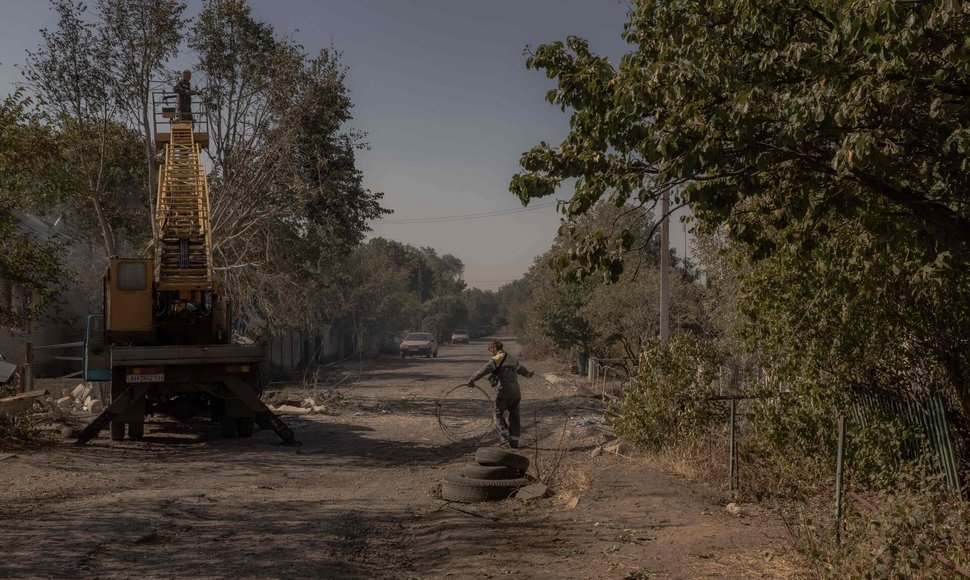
[789,465,970,579]
[609,334,721,449]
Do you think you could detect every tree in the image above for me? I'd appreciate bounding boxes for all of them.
[189,0,389,329]
[0,92,72,330]
[23,0,145,256]
[512,0,970,445]
[99,0,186,240]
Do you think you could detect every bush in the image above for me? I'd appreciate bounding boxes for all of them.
[789,465,970,579]
[609,334,721,449]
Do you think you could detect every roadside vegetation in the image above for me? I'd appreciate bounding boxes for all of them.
[507,0,970,575]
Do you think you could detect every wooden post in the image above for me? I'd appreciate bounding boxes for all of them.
[23,341,34,392]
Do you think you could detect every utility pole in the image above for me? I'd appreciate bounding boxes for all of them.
[660,188,670,343]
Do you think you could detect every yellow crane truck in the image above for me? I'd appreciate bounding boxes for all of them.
[77,92,294,444]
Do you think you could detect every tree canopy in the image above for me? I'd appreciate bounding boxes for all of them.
[512,1,970,429]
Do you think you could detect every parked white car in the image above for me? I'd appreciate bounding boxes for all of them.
[399,333,438,359]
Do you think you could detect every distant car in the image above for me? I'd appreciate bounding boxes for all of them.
[451,330,470,344]
[400,332,438,359]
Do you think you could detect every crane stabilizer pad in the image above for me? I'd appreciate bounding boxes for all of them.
[222,375,298,445]
[254,410,297,445]
[75,388,132,445]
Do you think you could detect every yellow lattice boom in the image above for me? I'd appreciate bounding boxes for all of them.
[154,120,213,293]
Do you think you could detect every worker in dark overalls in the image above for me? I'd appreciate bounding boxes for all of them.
[173,70,198,121]
[468,339,534,448]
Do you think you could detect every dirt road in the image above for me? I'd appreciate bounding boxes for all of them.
[0,338,793,578]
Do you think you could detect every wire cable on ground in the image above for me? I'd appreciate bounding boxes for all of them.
[434,383,497,443]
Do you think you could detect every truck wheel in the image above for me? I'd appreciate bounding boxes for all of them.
[425,350,431,358]
[236,417,255,437]
[128,422,144,440]
[110,421,125,441]
[220,415,238,438]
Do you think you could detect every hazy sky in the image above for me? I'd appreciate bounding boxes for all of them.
[0,0,690,290]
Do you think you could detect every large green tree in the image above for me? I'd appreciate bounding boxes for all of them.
[512,1,970,423]
[0,93,71,331]
[189,0,389,330]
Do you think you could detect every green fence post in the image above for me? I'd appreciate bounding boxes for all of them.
[729,398,737,492]
[834,415,847,546]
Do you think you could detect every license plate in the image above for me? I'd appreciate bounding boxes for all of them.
[126,373,164,383]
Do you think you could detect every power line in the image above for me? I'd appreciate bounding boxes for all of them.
[379,201,559,224]
[464,279,518,284]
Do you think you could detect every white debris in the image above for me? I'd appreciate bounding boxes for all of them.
[85,399,104,414]
[71,383,92,402]
[272,404,311,415]
[300,397,328,414]
[725,503,743,517]
[604,441,629,455]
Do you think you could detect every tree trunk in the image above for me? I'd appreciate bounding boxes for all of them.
[142,103,157,241]
[90,196,117,257]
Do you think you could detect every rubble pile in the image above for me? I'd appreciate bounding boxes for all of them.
[55,383,106,415]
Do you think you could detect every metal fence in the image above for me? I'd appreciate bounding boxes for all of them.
[587,357,636,399]
[850,392,962,491]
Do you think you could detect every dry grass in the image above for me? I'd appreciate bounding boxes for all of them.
[636,437,729,487]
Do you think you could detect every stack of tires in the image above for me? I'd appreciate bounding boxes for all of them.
[441,447,531,503]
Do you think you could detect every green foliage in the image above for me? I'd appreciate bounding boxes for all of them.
[516,0,970,471]
[323,238,473,354]
[609,334,721,449]
[0,92,73,331]
[792,466,970,579]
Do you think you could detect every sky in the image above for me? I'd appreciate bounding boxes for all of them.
[0,0,691,291]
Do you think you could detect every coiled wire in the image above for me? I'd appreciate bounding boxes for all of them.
[434,383,496,443]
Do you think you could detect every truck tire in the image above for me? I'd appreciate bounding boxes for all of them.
[220,415,238,438]
[127,422,144,440]
[425,350,431,358]
[458,463,522,480]
[236,416,255,437]
[440,473,529,503]
[110,421,125,441]
[475,447,530,472]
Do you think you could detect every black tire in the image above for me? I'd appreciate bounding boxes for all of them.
[220,415,239,438]
[110,421,125,441]
[475,447,530,472]
[425,350,431,358]
[433,350,438,358]
[458,463,523,480]
[236,416,255,437]
[127,422,144,440]
[441,474,529,503]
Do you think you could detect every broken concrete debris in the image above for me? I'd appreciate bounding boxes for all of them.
[515,483,550,501]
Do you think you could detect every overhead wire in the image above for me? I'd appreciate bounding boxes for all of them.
[380,201,559,224]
